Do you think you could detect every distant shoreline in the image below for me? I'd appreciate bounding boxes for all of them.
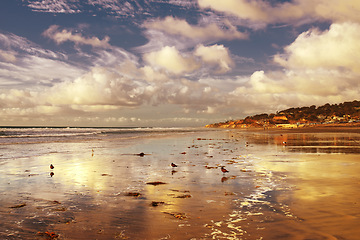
[207,122,360,133]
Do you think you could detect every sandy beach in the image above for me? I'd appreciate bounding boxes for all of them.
[0,127,359,239]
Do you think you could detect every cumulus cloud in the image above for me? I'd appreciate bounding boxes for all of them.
[0,89,37,109]
[1,30,229,125]
[137,16,248,54]
[5,3,360,126]
[143,46,200,75]
[0,57,228,126]
[233,71,287,94]
[220,22,360,115]
[43,25,111,48]
[46,67,152,108]
[194,44,234,74]
[143,16,248,41]
[198,0,360,26]
[235,22,360,109]
[227,67,360,116]
[274,22,360,73]
[143,44,237,76]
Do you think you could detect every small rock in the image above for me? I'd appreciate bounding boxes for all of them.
[146,181,167,186]
[9,203,26,208]
[125,192,141,197]
[174,194,191,199]
[150,201,165,207]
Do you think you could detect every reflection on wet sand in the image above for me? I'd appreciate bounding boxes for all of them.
[0,130,359,239]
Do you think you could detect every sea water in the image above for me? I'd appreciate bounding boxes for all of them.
[0,127,359,239]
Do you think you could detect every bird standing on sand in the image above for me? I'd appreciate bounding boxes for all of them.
[221,166,229,174]
[171,163,178,168]
[50,164,54,169]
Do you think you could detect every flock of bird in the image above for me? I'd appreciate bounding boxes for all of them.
[48,137,289,179]
[49,152,230,177]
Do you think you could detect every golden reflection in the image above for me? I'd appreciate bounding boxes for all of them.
[253,153,360,202]
[38,153,110,192]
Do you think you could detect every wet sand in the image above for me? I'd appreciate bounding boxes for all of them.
[0,128,359,239]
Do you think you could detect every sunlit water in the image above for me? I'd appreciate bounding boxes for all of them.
[0,127,359,239]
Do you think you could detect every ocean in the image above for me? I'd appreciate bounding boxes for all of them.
[1,127,359,239]
[0,126,203,144]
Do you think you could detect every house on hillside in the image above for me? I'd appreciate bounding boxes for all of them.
[272,115,289,124]
[273,116,288,121]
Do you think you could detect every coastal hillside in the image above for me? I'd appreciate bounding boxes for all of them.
[206,100,360,129]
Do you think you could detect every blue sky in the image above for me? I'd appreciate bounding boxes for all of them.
[1,0,359,127]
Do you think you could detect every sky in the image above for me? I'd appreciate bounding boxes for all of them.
[0,0,359,127]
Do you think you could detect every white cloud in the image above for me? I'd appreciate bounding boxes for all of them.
[1,31,230,122]
[142,44,237,76]
[228,66,360,116]
[0,89,37,108]
[143,16,248,42]
[43,25,111,48]
[194,44,234,74]
[4,5,360,126]
[35,62,221,112]
[220,22,360,115]
[274,22,360,73]
[198,0,360,27]
[137,16,249,54]
[143,46,200,75]
[46,67,151,108]
[233,71,287,94]
[0,55,229,123]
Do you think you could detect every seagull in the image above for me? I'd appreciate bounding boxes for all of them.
[50,164,54,169]
[221,166,229,174]
[171,163,178,168]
